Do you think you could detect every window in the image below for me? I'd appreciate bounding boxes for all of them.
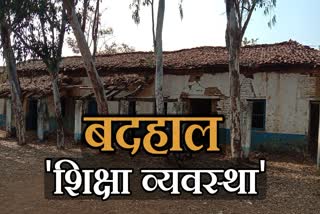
[61,98,66,117]
[251,100,266,130]
[128,101,136,116]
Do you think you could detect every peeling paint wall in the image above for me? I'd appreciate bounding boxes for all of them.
[75,71,319,137]
[161,72,317,137]
[249,72,311,135]
[2,70,318,152]
[161,71,317,151]
[136,101,154,115]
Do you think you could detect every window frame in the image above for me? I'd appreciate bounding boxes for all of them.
[251,99,266,131]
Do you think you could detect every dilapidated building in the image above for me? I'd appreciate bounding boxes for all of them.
[0,40,319,156]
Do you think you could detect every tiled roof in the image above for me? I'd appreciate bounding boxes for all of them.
[14,40,320,75]
[0,73,148,97]
[0,74,73,97]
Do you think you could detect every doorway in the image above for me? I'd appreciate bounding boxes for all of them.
[87,100,98,115]
[26,99,38,130]
[190,99,212,115]
[188,99,214,146]
[309,102,319,160]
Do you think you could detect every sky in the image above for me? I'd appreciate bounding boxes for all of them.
[81,0,319,54]
[1,0,320,64]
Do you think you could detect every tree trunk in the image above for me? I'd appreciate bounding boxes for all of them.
[241,101,252,159]
[49,68,65,149]
[225,0,242,160]
[150,0,156,52]
[92,0,100,58]
[0,17,26,145]
[63,0,108,114]
[81,0,89,32]
[155,0,165,115]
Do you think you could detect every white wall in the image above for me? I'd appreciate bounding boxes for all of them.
[74,71,320,135]
[162,72,320,135]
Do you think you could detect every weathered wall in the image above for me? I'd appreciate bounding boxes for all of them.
[108,101,119,115]
[0,98,5,128]
[46,96,120,133]
[136,101,154,115]
[161,72,316,133]
[159,71,319,152]
[2,70,317,152]
[76,72,317,138]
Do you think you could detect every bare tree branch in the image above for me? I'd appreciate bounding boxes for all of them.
[241,0,257,39]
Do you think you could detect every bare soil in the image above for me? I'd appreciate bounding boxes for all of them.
[0,136,319,214]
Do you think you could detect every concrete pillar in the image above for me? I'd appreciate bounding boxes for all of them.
[119,100,129,115]
[5,99,12,134]
[317,109,320,169]
[242,102,252,158]
[37,98,46,141]
[175,101,183,115]
[174,100,188,115]
[74,100,83,142]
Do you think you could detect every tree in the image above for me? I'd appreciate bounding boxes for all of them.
[130,0,183,115]
[0,0,25,145]
[63,0,109,114]
[12,0,67,149]
[67,25,135,55]
[100,42,135,54]
[130,0,156,52]
[66,0,106,57]
[154,0,165,115]
[242,37,259,46]
[225,0,276,160]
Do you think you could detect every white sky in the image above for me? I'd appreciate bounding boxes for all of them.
[1,0,319,64]
[63,0,227,56]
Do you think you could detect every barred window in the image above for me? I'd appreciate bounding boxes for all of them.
[251,100,266,130]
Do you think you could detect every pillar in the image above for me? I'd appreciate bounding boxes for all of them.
[74,100,83,142]
[6,99,12,134]
[174,99,189,115]
[119,100,129,115]
[37,98,46,141]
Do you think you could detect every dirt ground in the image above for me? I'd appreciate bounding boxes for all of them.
[0,136,319,214]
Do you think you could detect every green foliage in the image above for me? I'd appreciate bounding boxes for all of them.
[8,0,68,67]
[254,0,277,28]
[66,1,133,54]
[226,0,277,40]
[100,42,135,54]
[66,26,114,54]
[129,0,183,25]
[129,0,150,25]
[178,0,183,20]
